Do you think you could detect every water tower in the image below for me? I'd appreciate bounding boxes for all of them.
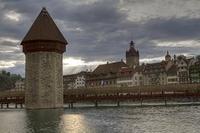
[21,8,68,109]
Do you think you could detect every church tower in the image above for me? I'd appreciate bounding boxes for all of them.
[21,8,68,109]
[126,41,139,68]
[165,51,171,62]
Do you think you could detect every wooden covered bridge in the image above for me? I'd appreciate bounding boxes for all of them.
[0,84,200,109]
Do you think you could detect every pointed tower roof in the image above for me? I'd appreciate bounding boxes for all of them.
[130,40,135,47]
[126,40,139,57]
[21,7,68,44]
[165,51,171,61]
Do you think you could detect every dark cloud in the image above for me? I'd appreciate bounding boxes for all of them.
[0,51,24,62]
[0,0,200,74]
[144,17,200,41]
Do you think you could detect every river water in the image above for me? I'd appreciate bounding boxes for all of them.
[0,105,200,133]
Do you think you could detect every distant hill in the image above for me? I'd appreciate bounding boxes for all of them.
[0,70,23,91]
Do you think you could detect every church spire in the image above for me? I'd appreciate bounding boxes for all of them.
[130,40,135,48]
[165,51,171,61]
[167,51,169,55]
[126,40,139,68]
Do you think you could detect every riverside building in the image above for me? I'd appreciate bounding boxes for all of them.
[64,41,200,89]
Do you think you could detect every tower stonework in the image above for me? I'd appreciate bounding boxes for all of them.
[21,8,68,109]
[126,41,139,68]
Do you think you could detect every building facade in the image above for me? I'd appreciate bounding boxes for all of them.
[63,71,90,89]
[117,67,134,87]
[189,60,200,83]
[167,64,179,84]
[133,66,144,86]
[176,55,191,84]
[87,61,128,88]
[63,41,200,89]
[63,74,76,89]
[143,61,168,86]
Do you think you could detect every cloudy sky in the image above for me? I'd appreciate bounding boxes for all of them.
[0,0,200,76]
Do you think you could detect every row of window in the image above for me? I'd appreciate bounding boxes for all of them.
[168,78,178,82]
[118,76,143,81]
[89,80,116,86]
[76,82,85,85]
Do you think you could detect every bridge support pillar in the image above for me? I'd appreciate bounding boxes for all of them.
[20,104,23,108]
[117,101,120,107]
[140,98,143,106]
[1,104,3,109]
[95,101,98,107]
[164,97,167,106]
[6,103,9,108]
[162,90,167,106]
[15,104,17,108]
[69,102,73,109]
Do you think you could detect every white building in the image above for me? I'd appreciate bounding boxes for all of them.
[117,66,144,87]
[117,67,134,87]
[175,55,194,84]
[132,66,144,86]
[15,80,25,91]
[63,71,90,89]
[74,74,86,88]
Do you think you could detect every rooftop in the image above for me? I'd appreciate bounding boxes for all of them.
[93,61,128,75]
[21,7,68,45]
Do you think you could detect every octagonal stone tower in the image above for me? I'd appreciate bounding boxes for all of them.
[21,8,68,109]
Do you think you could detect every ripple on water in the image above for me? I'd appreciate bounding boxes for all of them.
[0,105,200,133]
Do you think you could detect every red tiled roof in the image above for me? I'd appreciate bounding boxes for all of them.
[93,61,128,74]
[118,67,134,77]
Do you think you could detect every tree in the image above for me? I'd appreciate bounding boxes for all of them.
[196,55,200,61]
[0,70,23,91]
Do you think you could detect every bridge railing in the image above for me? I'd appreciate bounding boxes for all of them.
[64,83,200,95]
[0,90,24,98]
[0,84,199,98]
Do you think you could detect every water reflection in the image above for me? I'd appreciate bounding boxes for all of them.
[1,106,200,133]
[25,109,63,133]
[61,114,91,133]
[0,110,27,133]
